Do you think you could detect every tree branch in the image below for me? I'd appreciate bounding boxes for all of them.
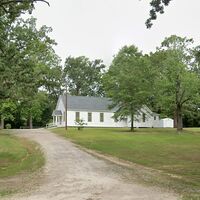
[1,5,8,13]
[0,0,50,7]
[146,0,172,28]
[181,97,191,106]
[179,89,185,104]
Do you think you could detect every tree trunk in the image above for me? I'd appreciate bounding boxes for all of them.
[176,105,183,132]
[65,91,68,131]
[1,117,4,129]
[130,112,134,132]
[76,86,80,96]
[173,110,177,128]
[29,115,33,129]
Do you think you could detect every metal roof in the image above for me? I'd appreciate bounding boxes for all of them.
[52,95,159,117]
[61,95,114,112]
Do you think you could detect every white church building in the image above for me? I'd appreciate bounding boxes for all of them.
[52,95,173,128]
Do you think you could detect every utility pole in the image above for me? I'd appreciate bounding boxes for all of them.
[65,83,67,130]
[65,83,68,131]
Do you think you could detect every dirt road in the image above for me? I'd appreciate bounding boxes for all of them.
[3,129,179,200]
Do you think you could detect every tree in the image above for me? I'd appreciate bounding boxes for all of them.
[146,0,172,28]
[0,17,62,128]
[0,0,49,21]
[103,45,154,131]
[20,92,52,128]
[40,59,63,101]
[63,56,105,97]
[151,35,200,131]
[0,0,50,69]
[1,17,57,95]
[0,100,16,129]
[0,0,50,99]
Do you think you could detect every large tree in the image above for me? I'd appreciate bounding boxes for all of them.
[63,56,105,97]
[151,35,200,131]
[0,0,50,70]
[0,17,62,128]
[0,1,63,129]
[104,45,154,131]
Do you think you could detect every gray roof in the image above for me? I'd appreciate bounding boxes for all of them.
[52,110,62,116]
[61,95,114,112]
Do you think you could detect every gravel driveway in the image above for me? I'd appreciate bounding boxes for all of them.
[3,129,179,200]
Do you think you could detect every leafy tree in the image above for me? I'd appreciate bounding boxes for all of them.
[182,108,200,127]
[0,0,62,129]
[63,56,105,97]
[0,0,51,97]
[0,17,62,128]
[0,0,49,21]
[103,45,154,131]
[151,35,200,131]
[2,92,56,129]
[40,59,63,101]
[146,0,172,28]
[1,17,57,93]
[0,0,50,78]
[20,92,53,128]
[0,100,16,129]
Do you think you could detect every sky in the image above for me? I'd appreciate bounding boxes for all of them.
[29,0,200,65]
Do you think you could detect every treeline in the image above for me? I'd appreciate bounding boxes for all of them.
[0,1,62,128]
[0,1,106,128]
[104,37,200,131]
[63,36,200,132]
[2,34,200,131]
[1,1,200,131]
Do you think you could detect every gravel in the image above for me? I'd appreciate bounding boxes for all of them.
[2,129,179,200]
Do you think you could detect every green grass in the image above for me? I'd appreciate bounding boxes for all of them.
[51,127,200,199]
[0,189,16,197]
[0,130,45,197]
[0,132,45,178]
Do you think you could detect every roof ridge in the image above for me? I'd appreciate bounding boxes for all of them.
[60,94,113,112]
[62,94,109,99]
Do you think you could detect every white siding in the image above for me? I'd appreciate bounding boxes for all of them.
[132,107,160,128]
[58,110,128,127]
[152,115,160,127]
[159,118,174,128]
[53,97,166,128]
[130,115,157,128]
[55,109,161,128]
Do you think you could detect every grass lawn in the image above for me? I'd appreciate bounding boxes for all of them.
[0,130,45,196]
[51,127,200,199]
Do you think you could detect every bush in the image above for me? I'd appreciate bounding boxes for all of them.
[75,119,87,131]
[5,124,11,129]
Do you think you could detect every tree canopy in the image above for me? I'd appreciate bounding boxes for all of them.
[0,17,62,128]
[0,0,49,21]
[63,56,105,97]
[103,45,153,131]
[150,35,200,131]
[103,35,200,132]
[146,0,172,28]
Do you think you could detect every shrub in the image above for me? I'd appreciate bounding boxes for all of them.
[5,124,11,129]
[75,119,87,131]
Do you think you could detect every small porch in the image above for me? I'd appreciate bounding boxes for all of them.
[52,110,63,126]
